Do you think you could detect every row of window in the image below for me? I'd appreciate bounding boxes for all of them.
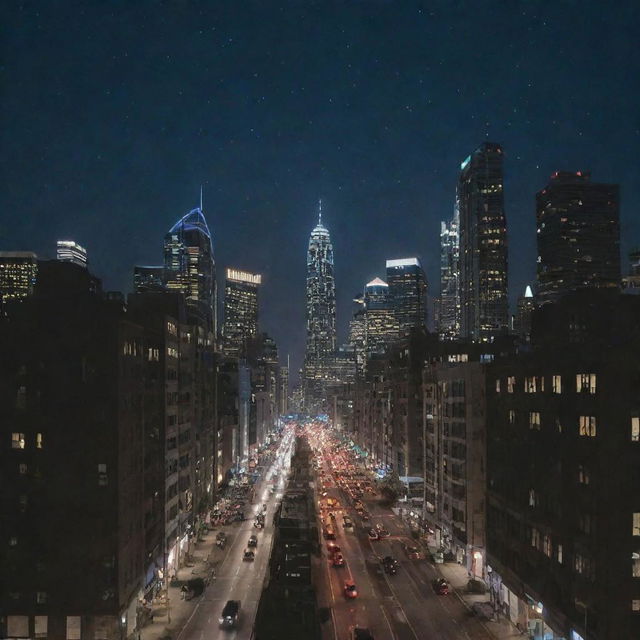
[11,432,43,449]
[498,373,597,394]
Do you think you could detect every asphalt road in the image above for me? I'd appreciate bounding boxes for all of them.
[316,465,493,640]
[177,431,294,640]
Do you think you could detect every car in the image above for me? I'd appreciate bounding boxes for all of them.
[382,556,398,575]
[219,600,240,627]
[342,516,354,530]
[332,552,346,567]
[360,511,371,522]
[248,535,258,547]
[344,581,358,598]
[377,528,390,539]
[402,543,424,560]
[327,542,341,554]
[243,549,255,561]
[367,529,379,541]
[433,578,450,595]
[350,627,374,640]
[324,525,336,540]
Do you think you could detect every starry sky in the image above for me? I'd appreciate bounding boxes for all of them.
[1,1,639,381]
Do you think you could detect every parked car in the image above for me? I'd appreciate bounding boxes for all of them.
[219,600,240,627]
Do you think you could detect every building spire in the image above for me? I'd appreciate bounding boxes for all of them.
[318,198,322,225]
[200,184,203,211]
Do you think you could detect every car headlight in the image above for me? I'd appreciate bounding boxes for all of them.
[218,618,224,624]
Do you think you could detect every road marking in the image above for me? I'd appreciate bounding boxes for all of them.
[379,604,396,640]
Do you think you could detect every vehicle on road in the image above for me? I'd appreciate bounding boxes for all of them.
[367,528,379,541]
[376,527,390,538]
[342,516,354,530]
[402,542,424,560]
[360,511,370,522]
[433,578,450,595]
[327,542,341,554]
[382,556,398,575]
[344,581,358,598]
[332,552,346,567]
[248,534,258,547]
[219,600,240,627]
[243,549,255,561]
[351,627,374,640]
[324,525,336,540]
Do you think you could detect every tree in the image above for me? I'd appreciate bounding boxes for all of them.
[379,471,405,505]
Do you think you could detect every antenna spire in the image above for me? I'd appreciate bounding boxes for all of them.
[200,185,203,211]
[318,198,322,225]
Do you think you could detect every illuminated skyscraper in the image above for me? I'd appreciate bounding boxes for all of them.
[303,202,336,405]
[0,252,38,307]
[439,206,461,340]
[386,257,427,334]
[364,277,398,358]
[536,171,620,305]
[56,240,87,268]
[133,265,165,292]
[348,295,366,378]
[223,268,262,357]
[164,206,217,335]
[458,142,509,341]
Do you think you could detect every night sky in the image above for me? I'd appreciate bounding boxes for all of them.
[2,1,639,381]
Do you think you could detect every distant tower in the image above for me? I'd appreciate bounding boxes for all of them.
[439,205,460,340]
[515,285,535,343]
[363,277,398,358]
[623,248,640,293]
[536,171,620,305]
[164,205,217,335]
[223,268,262,357]
[458,142,509,341]
[386,258,427,335]
[133,265,165,293]
[304,201,337,407]
[56,240,87,268]
[348,294,367,378]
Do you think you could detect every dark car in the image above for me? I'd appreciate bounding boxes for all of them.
[248,535,258,547]
[352,628,374,640]
[382,556,398,575]
[243,549,255,561]
[219,600,240,627]
[433,578,449,595]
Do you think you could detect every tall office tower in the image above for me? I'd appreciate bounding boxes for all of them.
[386,258,427,334]
[536,171,620,305]
[133,265,165,292]
[56,240,87,268]
[348,295,367,378]
[458,142,509,341]
[164,206,217,335]
[439,206,461,340]
[223,268,262,357]
[0,251,38,307]
[364,277,398,358]
[514,285,535,343]
[303,203,337,406]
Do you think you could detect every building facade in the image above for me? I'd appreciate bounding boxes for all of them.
[536,171,620,305]
[56,240,87,268]
[0,251,38,308]
[364,277,398,360]
[303,204,337,408]
[458,142,509,342]
[386,258,427,334]
[222,268,261,357]
[439,208,461,340]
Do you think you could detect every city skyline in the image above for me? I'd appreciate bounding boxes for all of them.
[2,3,638,380]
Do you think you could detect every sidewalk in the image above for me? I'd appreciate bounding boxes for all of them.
[139,530,221,640]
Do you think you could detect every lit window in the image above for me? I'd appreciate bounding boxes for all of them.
[508,409,515,425]
[576,373,596,394]
[633,551,640,578]
[19,463,27,475]
[507,376,515,393]
[36,592,47,604]
[525,377,537,393]
[34,616,47,638]
[11,433,25,449]
[543,535,552,557]
[529,488,538,507]
[633,513,640,537]
[578,464,590,485]
[529,412,541,430]
[9,536,18,546]
[36,433,43,449]
[633,599,640,612]
[632,417,640,442]
[579,416,597,437]
[495,379,501,393]
[557,543,563,564]
[552,375,562,394]
[531,528,540,549]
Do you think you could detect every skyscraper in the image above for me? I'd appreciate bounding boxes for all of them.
[348,295,367,378]
[386,257,427,335]
[56,240,87,268]
[223,268,262,357]
[133,265,165,292]
[164,206,217,335]
[364,277,398,358]
[0,252,38,307]
[514,285,535,343]
[536,171,620,305]
[303,202,336,406]
[439,206,460,340]
[458,142,509,341]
